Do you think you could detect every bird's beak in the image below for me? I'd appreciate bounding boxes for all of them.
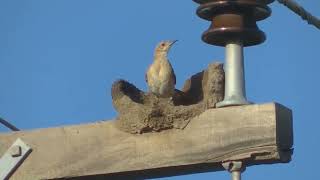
[170,40,178,46]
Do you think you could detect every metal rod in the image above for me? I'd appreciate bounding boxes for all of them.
[232,171,241,180]
[216,42,250,108]
[0,117,20,131]
[222,161,245,180]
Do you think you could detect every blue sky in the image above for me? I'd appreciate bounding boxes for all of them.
[0,1,319,179]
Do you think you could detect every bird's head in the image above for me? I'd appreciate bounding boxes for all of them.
[155,40,178,53]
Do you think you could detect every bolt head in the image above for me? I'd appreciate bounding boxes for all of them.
[222,161,244,172]
[10,145,22,157]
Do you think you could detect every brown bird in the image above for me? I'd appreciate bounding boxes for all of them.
[146,40,177,98]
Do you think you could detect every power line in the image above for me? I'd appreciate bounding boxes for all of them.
[0,117,20,131]
[277,0,320,30]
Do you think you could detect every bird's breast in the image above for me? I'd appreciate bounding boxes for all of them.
[147,59,175,97]
[147,47,176,97]
[153,60,173,82]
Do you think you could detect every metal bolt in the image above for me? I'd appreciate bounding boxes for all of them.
[10,145,22,157]
[222,161,245,180]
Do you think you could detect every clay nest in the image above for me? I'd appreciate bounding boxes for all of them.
[112,62,225,134]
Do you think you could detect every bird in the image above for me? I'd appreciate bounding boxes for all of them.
[146,40,177,98]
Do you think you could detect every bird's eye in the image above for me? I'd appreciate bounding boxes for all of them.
[161,43,166,47]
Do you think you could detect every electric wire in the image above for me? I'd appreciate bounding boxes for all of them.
[0,117,20,131]
[277,0,320,30]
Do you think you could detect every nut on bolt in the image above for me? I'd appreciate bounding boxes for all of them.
[10,145,22,157]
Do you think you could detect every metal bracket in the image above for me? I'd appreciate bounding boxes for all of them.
[222,161,246,180]
[0,138,32,180]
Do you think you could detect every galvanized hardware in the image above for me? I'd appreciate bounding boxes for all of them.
[216,42,250,107]
[0,138,32,180]
[193,0,274,107]
[222,161,245,180]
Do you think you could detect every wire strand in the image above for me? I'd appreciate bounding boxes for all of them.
[0,117,20,131]
[277,0,320,30]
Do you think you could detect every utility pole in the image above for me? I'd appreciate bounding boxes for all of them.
[0,1,294,180]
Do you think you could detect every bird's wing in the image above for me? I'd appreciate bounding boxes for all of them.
[145,71,148,83]
[169,61,176,85]
[173,68,176,85]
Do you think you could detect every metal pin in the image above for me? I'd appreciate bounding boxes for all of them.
[222,161,245,180]
[216,42,251,108]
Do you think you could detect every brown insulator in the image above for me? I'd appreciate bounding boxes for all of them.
[193,0,274,47]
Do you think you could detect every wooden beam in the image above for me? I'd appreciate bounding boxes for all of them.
[0,103,293,180]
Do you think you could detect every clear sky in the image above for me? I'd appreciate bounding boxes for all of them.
[0,0,319,179]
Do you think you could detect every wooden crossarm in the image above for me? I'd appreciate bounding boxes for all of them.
[0,103,293,180]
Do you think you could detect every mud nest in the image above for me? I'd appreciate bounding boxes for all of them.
[112,62,225,134]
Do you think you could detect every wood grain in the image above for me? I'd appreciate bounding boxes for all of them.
[0,103,293,180]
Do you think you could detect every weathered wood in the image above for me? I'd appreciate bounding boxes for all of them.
[0,103,293,180]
